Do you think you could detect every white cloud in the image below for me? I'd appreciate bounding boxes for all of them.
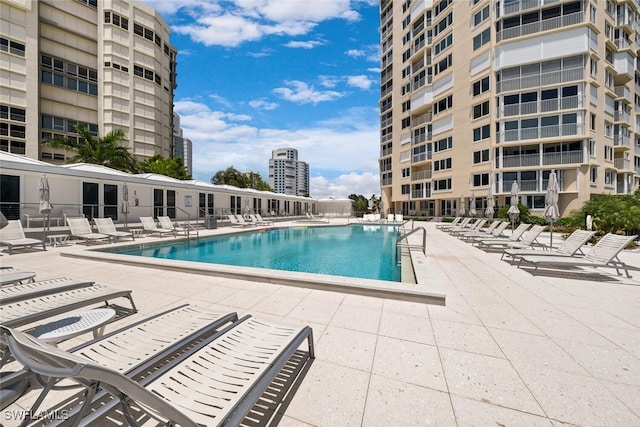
[285,40,324,49]
[311,173,379,199]
[273,80,344,104]
[319,75,340,88]
[346,75,373,90]
[345,49,365,58]
[249,99,279,110]
[153,0,363,47]
[173,100,380,198]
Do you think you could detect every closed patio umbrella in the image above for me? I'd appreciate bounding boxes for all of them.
[543,171,560,248]
[121,183,130,231]
[469,191,476,217]
[507,181,520,231]
[0,211,8,229]
[485,183,495,219]
[459,195,466,217]
[39,174,52,241]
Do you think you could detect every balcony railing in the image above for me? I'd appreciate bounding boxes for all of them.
[614,110,631,123]
[614,158,631,170]
[502,153,540,168]
[614,134,631,148]
[503,0,542,16]
[411,169,432,181]
[542,150,584,165]
[500,95,581,118]
[412,152,432,163]
[497,67,584,93]
[498,123,583,142]
[411,188,432,199]
[497,11,585,43]
[501,176,565,193]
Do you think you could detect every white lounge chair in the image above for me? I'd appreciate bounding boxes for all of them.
[0,304,237,413]
[67,218,111,245]
[94,218,135,242]
[440,217,472,233]
[0,220,46,255]
[0,277,94,304]
[480,225,545,251]
[157,216,189,236]
[502,229,596,260]
[474,223,531,248]
[254,213,274,225]
[227,214,251,228]
[449,219,486,236]
[517,233,637,278]
[0,283,136,329]
[460,221,509,242]
[436,217,461,230]
[3,315,314,426]
[140,216,176,237]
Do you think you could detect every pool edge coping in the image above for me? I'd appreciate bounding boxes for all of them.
[60,248,446,306]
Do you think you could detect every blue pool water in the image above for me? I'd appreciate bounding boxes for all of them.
[111,225,401,282]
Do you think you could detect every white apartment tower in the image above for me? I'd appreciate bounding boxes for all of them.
[1,0,177,163]
[269,148,310,196]
[379,0,640,218]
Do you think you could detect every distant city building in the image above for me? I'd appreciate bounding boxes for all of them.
[269,148,310,196]
[1,0,177,163]
[173,113,192,175]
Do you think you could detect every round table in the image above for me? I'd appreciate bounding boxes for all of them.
[0,271,36,286]
[30,308,116,344]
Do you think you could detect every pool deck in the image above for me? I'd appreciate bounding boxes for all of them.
[2,219,640,426]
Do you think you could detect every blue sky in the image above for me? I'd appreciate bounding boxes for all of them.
[142,0,381,198]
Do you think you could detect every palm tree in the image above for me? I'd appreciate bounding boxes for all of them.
[44,125,137,173]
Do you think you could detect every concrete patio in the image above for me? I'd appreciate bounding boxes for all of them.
[1,220,639,426]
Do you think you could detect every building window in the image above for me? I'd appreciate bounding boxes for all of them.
[434,33,453,56]
[473,149,490,164]
[434,54,452,75]
[472,173,489,187]
[473,28,490,50]
[434,178,452,191]
[604,145,613,161]
[434,95,453,115]
[473,124,490,141]
[472,76,490,96]
[473,6,490,27]
[589,139,596,157]
[402,167,410,178]
[473,101,490,119]
[434,136,453,152]
[433,157,452,171]
[401,184,410,194]
[590,166,597,184]
[1,37,26,57]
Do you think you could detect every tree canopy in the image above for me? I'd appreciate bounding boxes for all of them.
[211,167,273,191]
[137,155,191,180]
[43,125,137,173]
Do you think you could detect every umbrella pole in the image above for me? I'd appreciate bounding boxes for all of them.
[124,213,128,231]
[550,220,554,248]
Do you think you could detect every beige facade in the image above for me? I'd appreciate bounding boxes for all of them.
[379,0,640,218]
[1,0,176,163]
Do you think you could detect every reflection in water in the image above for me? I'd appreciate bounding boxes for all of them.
[117,225,401,282]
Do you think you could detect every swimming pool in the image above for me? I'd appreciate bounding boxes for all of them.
[109,225,401,282]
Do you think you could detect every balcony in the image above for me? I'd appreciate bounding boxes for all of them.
[411,188,432,199]
[614,134,631,148]
[502,153,540,168]
[614,109,631,123]
[614,37,633,51]
[412,152,432,163]
[501,176,565,193]
[496,11,585,43]
[498,123,584,143]
[542,150,584,165]
[497,67,584,93]
[499,95,581,118]
[614,158,632,171]
[503,0,542,16]
[411,169,432,181]
[614,85,632,103]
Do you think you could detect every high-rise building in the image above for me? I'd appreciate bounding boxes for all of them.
[269,148,310,196]
[379,0,640,218]
[1,0,177,163]
[173,113,193,175]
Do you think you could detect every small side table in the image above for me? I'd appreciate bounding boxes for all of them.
[47,234,70,247]
[30,308,116,345]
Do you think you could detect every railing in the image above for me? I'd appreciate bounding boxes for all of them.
[503,0,542,15]
[502,153,540,167]
[498,123,583,142]
[542,150,584,165]
[614,134,631,148]
[412,169,432,181]
[497,11,585,42]
[497,67,584,93]
[615,158,631,170]
[396,226,426,261]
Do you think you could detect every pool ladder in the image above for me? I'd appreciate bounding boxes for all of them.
[395,226,426,264]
